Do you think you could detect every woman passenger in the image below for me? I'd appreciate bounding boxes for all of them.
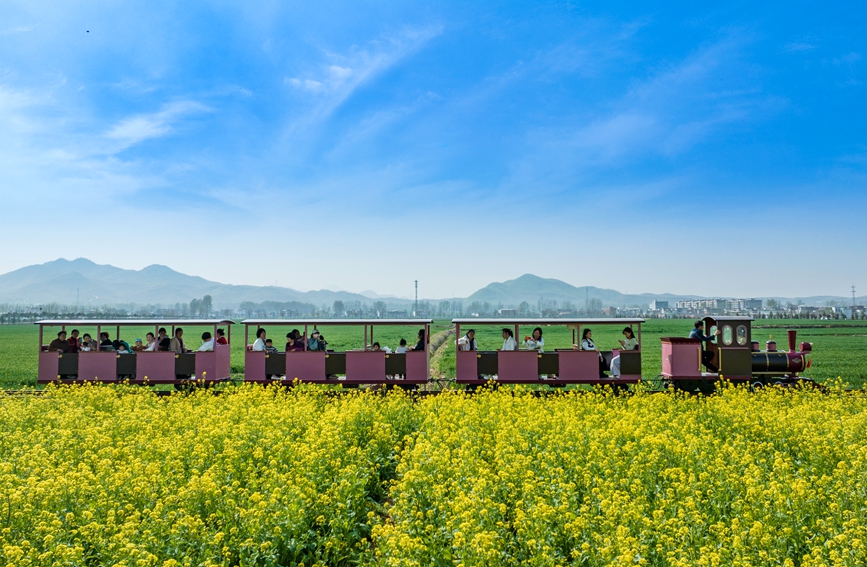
[610,327,639,379]
[144,332,157,352]
[618,327,639,351]
[412,329,425,351]
[581,329,607,378]
[523,327,544,352]
[501,328,517,351]
[252,328,267,351]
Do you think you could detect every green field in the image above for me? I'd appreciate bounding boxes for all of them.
[1,319,865,388]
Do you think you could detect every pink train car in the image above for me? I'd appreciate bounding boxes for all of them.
[36,319,233,385]
[452,318,644,385]
[242,319,433,386]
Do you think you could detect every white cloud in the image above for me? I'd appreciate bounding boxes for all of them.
[283,25,443,124]
[104,100,211,150]
[1,25,35,35]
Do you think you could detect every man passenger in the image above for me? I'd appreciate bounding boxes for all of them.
[49,331,71,352]
[197,331,215,352]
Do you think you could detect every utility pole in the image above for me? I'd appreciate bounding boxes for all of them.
[853,285,857,307]
[414,280,418,317]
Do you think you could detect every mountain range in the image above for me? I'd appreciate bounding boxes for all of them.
[0,259,861,309]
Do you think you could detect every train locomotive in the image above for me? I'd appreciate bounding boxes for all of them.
[661,316,814,392]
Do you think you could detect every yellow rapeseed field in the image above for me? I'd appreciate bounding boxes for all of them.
[2,384,866,566]
[373,386,867,567]
[0,385,420,567]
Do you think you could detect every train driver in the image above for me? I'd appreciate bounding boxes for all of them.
[689,320,720,373]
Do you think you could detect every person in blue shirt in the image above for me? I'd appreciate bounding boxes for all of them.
[689,320,721,373]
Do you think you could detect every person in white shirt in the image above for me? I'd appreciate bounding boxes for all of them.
[523,327,545,352]
[581,328,607,378]
[252,328,267,351]
[457,329,477,351]
[610,327,639,379]
[143,332,157,352]
[501,328,517,351]
[395,338,408,353]
[618,327,639,351]
[198,331,215,352]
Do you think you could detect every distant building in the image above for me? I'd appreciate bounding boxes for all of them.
[650,300,669,310]
[498,309,517,317]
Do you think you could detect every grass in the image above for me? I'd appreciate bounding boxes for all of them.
[1,319,865,388]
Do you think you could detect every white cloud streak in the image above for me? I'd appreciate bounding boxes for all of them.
[284,25,443,124]
[104,100,211,151]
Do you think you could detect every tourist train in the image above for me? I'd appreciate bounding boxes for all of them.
[35,315,814,391]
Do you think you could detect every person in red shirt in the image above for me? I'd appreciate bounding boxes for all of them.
[67,329,81,353]
[216,328,228,345]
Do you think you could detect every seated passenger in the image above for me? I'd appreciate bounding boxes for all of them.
[290,329,306,351]
[99,332,115,351]
[610,327,640,379]
[132,338,145,352]
[143,332,157,352]
[581,329,607,378]
[169,328,187,354]
[285,330,300,352]
[371,342,382,351]
[264,338,279,354]
[80,333,95,351]
[457,329,477,351]
[49,331,71,353]
[618,327,639,351]
[412,329,426,351]
[523,327,544,352]
[216,328,228,345]
[67,329,81,353]
[198,332,215,352]
[501,328,517,351]
[251,328,267,351]
[157,328,171,351]
[307,330,325,351]
[689,320,720,373]
[395,338,408,353]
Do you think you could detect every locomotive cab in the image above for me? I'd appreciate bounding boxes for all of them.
[702,316,753,381]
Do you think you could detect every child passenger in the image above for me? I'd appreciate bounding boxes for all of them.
[395,339,408,353]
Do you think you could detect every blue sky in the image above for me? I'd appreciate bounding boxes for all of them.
[1,1,865,299]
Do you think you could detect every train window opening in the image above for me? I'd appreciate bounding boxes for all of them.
[736,325,747,346]
[722,325,733,346]
[709,325,718,343]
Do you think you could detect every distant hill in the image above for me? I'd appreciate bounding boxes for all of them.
[0,260,859,309]
[466,274,699,307]
[0,258,385,308]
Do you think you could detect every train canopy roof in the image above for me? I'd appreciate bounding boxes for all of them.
[35,319,234,326]
[702,316,755,321]
[451,317,645,325]
[241,318,432,326]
